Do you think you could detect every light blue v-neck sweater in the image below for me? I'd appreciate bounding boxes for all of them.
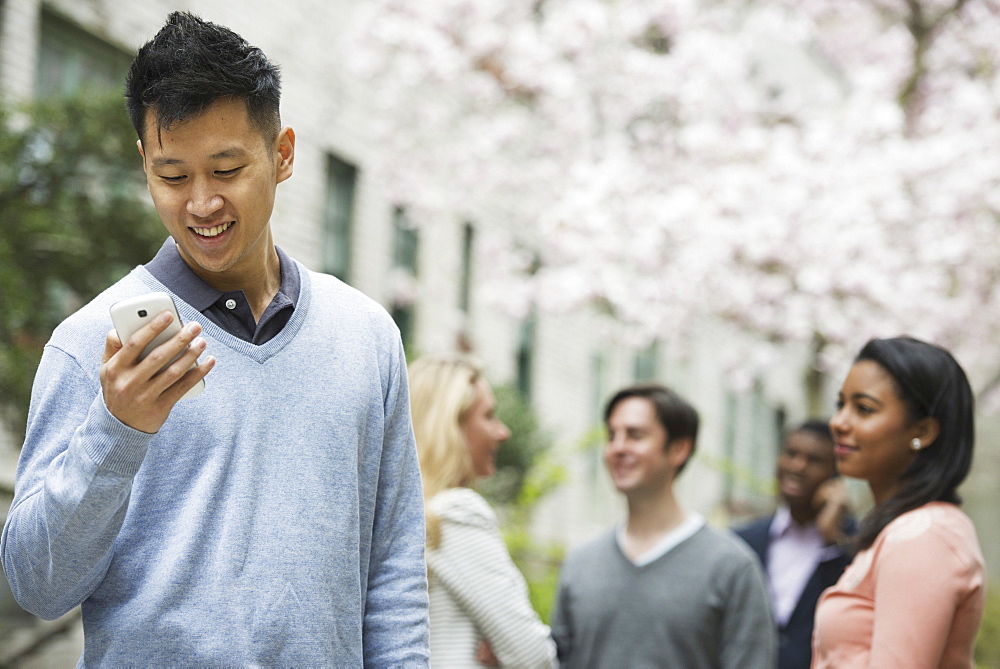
[1,264,429,666]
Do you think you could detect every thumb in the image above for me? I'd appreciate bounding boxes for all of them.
[103,328,123,364]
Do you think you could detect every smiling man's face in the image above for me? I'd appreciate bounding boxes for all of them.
[138,97,293,290]
[776,429,836,513]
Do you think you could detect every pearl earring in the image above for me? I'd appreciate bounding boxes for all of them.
[911,438,923,451]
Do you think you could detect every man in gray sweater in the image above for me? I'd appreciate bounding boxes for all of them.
[550,383,775,668]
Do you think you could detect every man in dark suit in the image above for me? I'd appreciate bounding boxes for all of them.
[735,420,854,669]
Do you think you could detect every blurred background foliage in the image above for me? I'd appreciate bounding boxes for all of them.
[977,586,1000,668]
[483,382,566,623]
[0,92,163,439]
[479,382,558,506]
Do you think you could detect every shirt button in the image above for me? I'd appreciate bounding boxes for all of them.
[225,299,237,310]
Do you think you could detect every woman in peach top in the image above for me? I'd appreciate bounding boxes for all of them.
[812,337,985,668]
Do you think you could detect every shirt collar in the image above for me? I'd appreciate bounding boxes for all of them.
[617,513,706,567]
[769,505,794,539]
[770,504,838,557]
[144,237,300,310]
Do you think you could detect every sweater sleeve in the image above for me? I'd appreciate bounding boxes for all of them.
[361,339,430,666]
[867,518,981,667]
[428,491,557,669]
[1,345,153,619]
[717,551,776,669]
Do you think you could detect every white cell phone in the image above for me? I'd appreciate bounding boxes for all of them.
[109,292,205,399]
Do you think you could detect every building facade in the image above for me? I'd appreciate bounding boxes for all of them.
[2,1,994,585]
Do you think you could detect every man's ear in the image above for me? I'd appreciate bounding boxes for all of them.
[914,416,941,449]
[667,437,694,469]
[275,126,295,184]
[136,139,147,173]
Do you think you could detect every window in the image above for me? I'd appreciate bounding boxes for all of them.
[515,312,536,401]
[632,341,660,382]
[721,383,783,510]
[36,11,133,97]
[390,206,419,345]
[322,154,358,281]
[459,222,475,313]
[392,206,419,271]
[591,350,608,425]
[586,348,610,478]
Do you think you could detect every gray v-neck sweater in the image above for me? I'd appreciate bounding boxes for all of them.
[551,524,775,668]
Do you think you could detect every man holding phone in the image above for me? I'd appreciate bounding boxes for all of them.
[735,420,855,669]
[1,12,428,665]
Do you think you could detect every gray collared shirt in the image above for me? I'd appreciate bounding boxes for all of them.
[144,238,300,345]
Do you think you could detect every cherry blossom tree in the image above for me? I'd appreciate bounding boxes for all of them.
[342,0,1000,410]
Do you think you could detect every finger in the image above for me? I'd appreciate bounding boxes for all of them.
[819,479,849,509]
[161,355,215,403]
[103,329,123,364]
[152,329,215,383]
[136,320,202,378]
[117,310,176,366]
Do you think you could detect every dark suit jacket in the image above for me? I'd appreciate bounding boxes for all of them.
[735,514,855,669]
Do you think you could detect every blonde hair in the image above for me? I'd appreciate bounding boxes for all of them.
[408,356,482,548]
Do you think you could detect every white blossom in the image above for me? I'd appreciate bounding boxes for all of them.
[342,0,1000,395]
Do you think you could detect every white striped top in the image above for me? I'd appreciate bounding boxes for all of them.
[426,488,557,668]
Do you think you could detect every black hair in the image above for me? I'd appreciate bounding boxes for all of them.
[604,383,700,475]
[852,336,975,551]
[787,418,834,444]
[124,12,281,144]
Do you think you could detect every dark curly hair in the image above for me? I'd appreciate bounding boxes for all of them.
[125,12,281,144]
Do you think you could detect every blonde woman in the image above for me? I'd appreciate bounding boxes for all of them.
[409,356,556,668]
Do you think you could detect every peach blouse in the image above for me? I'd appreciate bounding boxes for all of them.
[812,502,985,668]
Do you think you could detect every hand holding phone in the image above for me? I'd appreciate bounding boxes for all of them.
[110,292,206,400]
[104,292,212,432]
[813,478,850,545]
